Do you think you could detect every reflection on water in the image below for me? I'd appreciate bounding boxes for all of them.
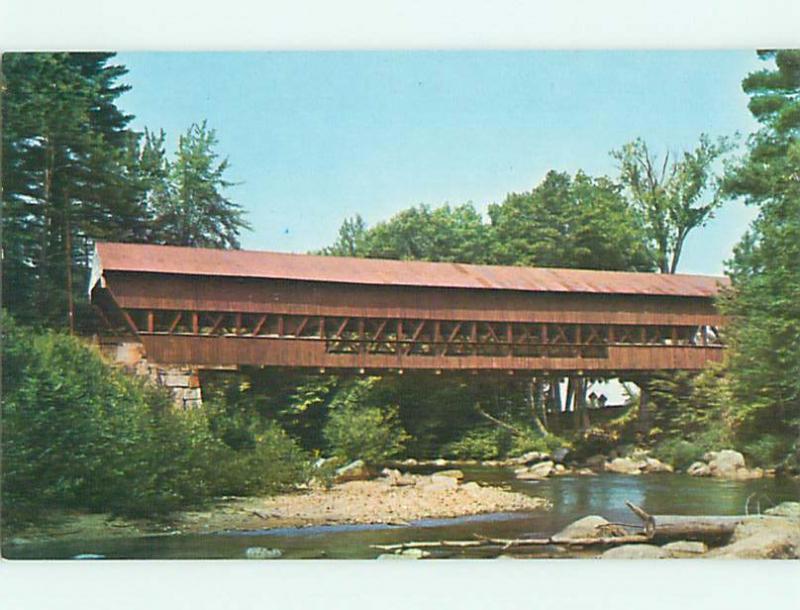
[5,472,798,559]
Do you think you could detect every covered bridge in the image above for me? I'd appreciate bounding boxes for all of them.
[90,242,727,380]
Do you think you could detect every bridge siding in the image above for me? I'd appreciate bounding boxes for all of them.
[105,272,723,327]
[139,335,722,372]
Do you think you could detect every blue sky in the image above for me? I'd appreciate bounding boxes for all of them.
[116,51,765,275]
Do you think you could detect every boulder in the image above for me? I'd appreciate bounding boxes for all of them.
[433,458,448,467]
[707,449,745,477]
[516,460,554,480]
[334,459,372,483]
[377,548,429,559]
[459,481,481,493]
[765,502,800,519]
[604,457,645,475]
[602,544,670,559]
[552,447,570,463]
[381,468,416,486]
[708,517,800,559]
[245,547,283,559]
[514,451,543,465]
[554,464,566,474]
[551,515,610,543]
[576,468,597,476]
[585,454,607,471]
[421,474,459,491]
[401,458,418,466]
[642,457,674,474]
[687,461,711,477]
[435,469,464,480]
[662,540,708,556]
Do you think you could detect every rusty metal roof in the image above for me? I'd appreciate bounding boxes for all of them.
[93,242,728,298]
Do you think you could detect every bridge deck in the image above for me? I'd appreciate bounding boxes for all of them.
[91,243,727,373]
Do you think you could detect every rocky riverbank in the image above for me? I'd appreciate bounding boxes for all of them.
[4,469,549,546]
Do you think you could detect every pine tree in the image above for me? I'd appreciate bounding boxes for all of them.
[1,52,148,329]
[722,51,800,459]
[150,121,250,249]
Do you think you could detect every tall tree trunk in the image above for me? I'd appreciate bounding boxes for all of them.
[527,378,549,436]
[64,194,74,334]
[38,140,54,317]
[637,379,651,435]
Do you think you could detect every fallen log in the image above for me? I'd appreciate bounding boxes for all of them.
[625,501,745,539]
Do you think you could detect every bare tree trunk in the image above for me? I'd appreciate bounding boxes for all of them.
[527,378,549,436]
[637,380,651,435]
[64,190,74,334]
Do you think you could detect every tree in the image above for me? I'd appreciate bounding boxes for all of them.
[612,134,732,274]
[1,52,149,329]
[722,50,800,462]
[149,121,250,249]
[321,214,367,256]
[488,170,655,271]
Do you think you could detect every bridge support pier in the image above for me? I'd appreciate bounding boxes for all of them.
[98,339,203,409]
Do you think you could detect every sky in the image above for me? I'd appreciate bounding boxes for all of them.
[116,51,766,276]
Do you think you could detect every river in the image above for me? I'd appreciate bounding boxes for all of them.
[5,469,799,559]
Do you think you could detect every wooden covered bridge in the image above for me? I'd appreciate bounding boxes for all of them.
[90,242,727,382]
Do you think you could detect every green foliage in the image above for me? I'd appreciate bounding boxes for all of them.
[651,439,706,470]
[719,51,800,463]
[489,170,654,271]
[1,52,149,328]
[322,379,409,463]
[443,428,510,460]
[324,204,491,263]
[1,314,309,526]
[210,422,311,496]
[142,121,251,248]
[612,134,733,273]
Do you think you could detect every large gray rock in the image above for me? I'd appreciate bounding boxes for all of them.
[516,460,554,480]
[642,457,674,474]
[585,454,607,470]
[245,547,283,559]
[662,540,708,556]
[552,447,570,463]
[602,544,670,559]
[334,459,372,483]
[765,502,800,519]
[604,457,645,475]
[420,474,459,491]
[551,515,610,543]
[687,461,711,477]
[707,449,745,477]
[708,517,800,559]
[435,469,464,480]
[376,548,429,559]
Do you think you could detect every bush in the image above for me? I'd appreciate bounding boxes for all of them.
[651,438,705,470]
[211,422,311,496]
[0,314,310,526]
[323,379,409,463]
[443,428,510,460]
[509,431,571,457]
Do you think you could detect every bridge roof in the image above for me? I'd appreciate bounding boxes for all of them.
[94,242,728,298]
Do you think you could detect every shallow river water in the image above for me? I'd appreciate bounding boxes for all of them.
[6,469,799,559]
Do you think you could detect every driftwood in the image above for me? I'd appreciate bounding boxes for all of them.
[370,500,749,554]
[625,501,745,539]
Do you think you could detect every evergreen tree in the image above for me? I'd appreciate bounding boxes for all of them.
[150,121,250,249]
[722,50,800,459]
[1,52,148,329]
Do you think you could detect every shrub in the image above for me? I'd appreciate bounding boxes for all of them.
[211,422,311,496]
[0,314,310,526]
[322,379,409,463]
[651,438,705,470]
[443,428,510,460]
[509,431,571,457]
